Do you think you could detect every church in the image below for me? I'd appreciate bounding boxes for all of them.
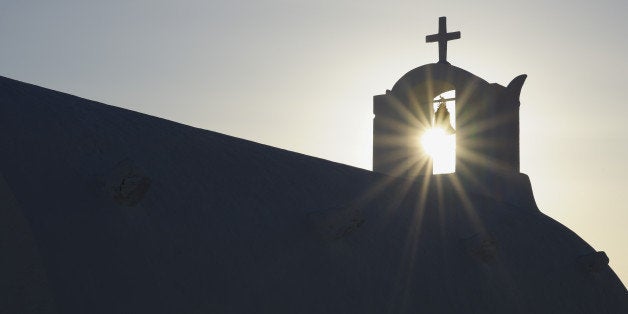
[1,17,626,314]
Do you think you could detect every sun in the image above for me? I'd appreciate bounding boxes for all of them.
[421,127,456,174]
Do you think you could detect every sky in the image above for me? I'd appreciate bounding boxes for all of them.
[1,0,626,284]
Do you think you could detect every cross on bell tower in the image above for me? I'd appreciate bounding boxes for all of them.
[426,16,461,64]
[374,16,526,179]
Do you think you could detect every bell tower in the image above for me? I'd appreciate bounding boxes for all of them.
[373,17,527,178]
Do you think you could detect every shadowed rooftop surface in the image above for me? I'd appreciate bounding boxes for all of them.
[0,76,626,313]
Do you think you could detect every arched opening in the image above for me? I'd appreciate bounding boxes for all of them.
[421,90,456,174]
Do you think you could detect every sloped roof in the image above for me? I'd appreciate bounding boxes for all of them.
[0,76,626,314]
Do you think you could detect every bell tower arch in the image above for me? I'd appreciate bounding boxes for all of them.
[372,17,526,178]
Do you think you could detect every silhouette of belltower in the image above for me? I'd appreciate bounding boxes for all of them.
[373,17,527,178]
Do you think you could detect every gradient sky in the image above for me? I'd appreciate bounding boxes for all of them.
[1,0,626,284]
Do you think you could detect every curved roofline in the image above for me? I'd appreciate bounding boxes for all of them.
[391,63,490,92]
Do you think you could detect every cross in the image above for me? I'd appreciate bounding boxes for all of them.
[425,17,461,64]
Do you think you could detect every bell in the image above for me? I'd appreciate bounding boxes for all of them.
[434,101,456,134]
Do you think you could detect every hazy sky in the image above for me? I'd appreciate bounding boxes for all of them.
[1,0,626,284]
